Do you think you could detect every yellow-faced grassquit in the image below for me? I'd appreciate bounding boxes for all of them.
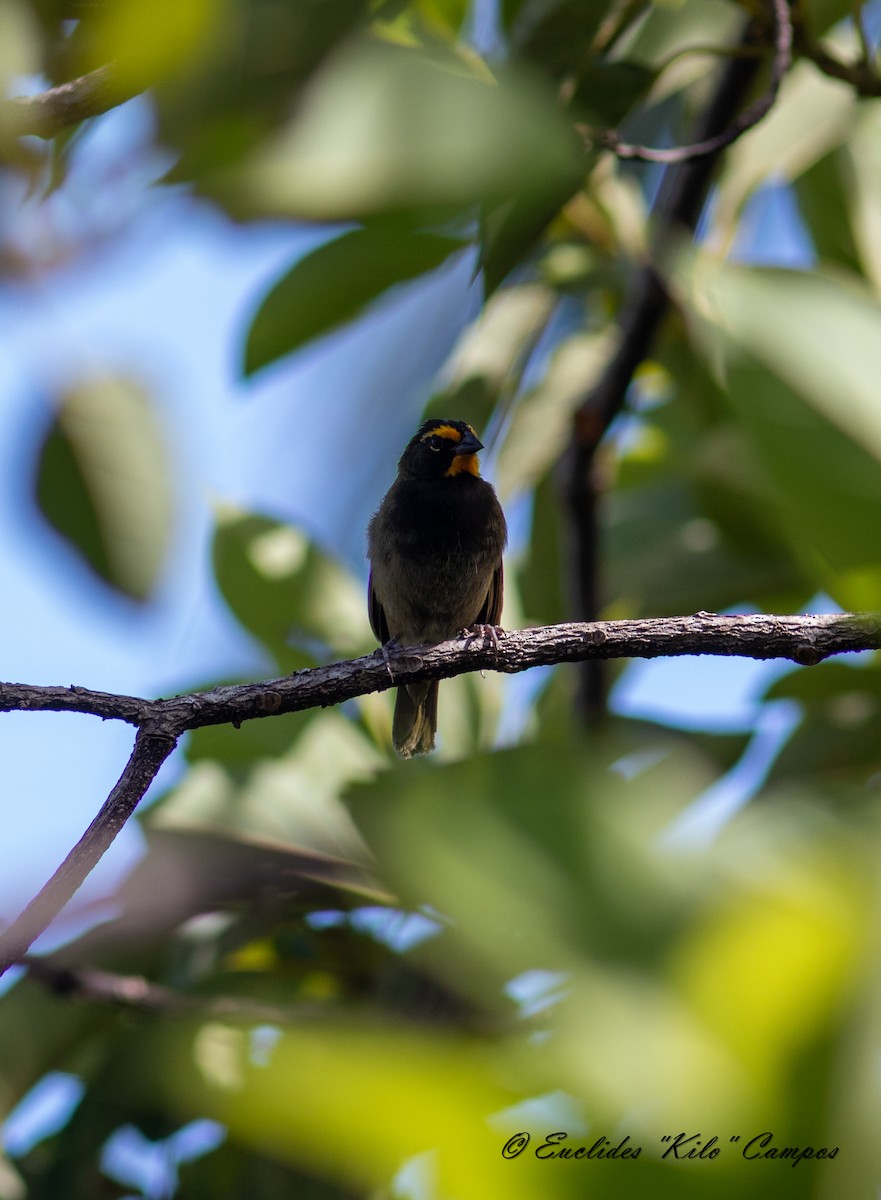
[367,418,507,757]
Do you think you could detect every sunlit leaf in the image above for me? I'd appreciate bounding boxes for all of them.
[209,37,582,221]
[35,377,174,601]
[76,0,220,93]
[172,1020,544,1200]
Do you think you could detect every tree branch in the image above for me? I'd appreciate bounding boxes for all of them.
[0,729,175,976]
[600,0,793,163]
[792,6,881,95]
[0,611,878,979]
[5,66,129,139]
[0,614,877,732]
[22,955,327,1024]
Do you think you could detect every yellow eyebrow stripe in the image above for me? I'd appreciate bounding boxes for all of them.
[421,424,467,443]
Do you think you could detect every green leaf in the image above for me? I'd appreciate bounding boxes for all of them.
[212,513,372,671]
[505,0,615,78]
[157,0,372,177]
[570,60,655,128]
[606,473,806,616]
[210,37,582,222]
[478,169,583,296]
[518,471,566,626]
[680,263,881,606]
[74,0,219,93]
[244,227,465,376]
[793,149,861,275]
[762,659,881,785]
[35,377,174,601]
[804,0,859,35]
[711,61,855,240]
[410,0,470,37]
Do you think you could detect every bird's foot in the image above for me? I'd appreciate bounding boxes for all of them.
[379,638,400,681]
[461,624,506,657]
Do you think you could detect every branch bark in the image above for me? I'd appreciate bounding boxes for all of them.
[5,66,127,139]
[0,610,878,978]
[0,613,877,732]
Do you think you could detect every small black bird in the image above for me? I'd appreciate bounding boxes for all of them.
[367,418,507,757]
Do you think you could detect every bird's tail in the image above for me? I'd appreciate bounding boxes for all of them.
[393,681,439,757]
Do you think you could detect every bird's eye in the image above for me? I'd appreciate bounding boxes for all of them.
[428,437,443,451]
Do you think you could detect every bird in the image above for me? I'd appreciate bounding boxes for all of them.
[367,418,507,757]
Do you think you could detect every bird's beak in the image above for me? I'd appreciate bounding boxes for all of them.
[454,429,483,456]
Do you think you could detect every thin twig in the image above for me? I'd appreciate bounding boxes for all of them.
[0,729,176,976]
[0,611,878,978]
[793,21,881,94]
[22,955,327,1024]
[601,0,793,163]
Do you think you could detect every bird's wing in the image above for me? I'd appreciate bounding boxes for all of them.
[367,569,391,644]
[476,559,504,627]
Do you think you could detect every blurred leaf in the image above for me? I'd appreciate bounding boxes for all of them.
[606,473,806,616]
[670,808,868,1102]
[723,357,881,601]
[177,1139,359,1200]
[504,0,611,77]
[761,659,881,785]
[495,330,611,498]
[614,0,743,72]
[185,709,308,768]
[75,0,220,93]
[839,104,881,295]
[479,170,584,296]
[793,149,861,275]
[711,61,855,240]
[244,227,466,376]
[209,37,582,221]
[212,513,371,670]
[159,0,371,176]
[59,826,382,967]
[438,282,558,432]
[570,60,655,128]
[680,263,881,606]
[348,742,716,995]
[171,1019,543,1200]
[0,980,111,1121]
[0,0,41,143]
[410,0,470,38]
[518,471,566,625]
[804,0,860,35]
[35,377,174,601]
[150,715,380,863]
